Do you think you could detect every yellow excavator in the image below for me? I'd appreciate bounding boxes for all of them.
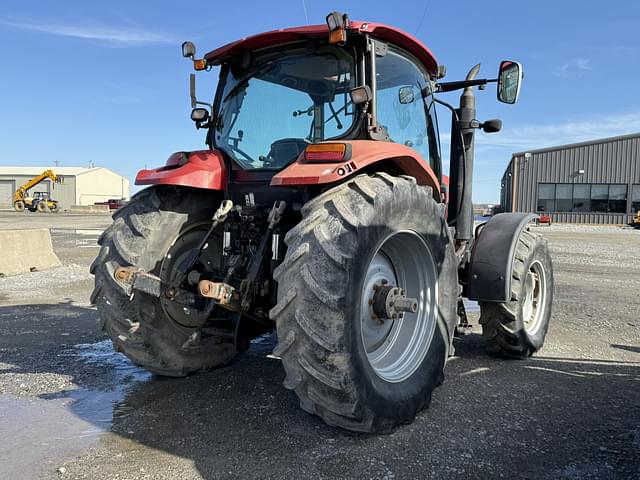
[634,210,640,228]
[13,169,63,213]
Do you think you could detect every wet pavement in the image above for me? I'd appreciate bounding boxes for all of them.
[0,341,150,479]
[0,212,639,479]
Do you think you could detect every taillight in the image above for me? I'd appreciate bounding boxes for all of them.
[304,143,351,162]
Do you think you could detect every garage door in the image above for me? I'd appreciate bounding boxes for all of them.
[0,180,14,207]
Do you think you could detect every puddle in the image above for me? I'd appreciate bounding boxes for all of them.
[249,331,277,356]
[0,340,150,479]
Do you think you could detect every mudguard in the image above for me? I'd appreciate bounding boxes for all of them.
[135,150,226,190]
[467,213,538,302]
[271,140,441,198]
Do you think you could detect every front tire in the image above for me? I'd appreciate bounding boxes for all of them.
[90,186,238,376]
[479,229,553,358]
[14,200,25,212]
[270,174,457,433]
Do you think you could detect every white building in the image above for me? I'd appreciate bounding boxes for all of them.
[0,166,130,210]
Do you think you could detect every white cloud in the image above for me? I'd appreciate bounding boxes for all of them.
[0,18,174,46]
[475,113,640,151]
[553,57,592,78]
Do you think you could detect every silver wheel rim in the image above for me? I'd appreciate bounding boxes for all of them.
[522,260,546,335]
[360,231,438,383]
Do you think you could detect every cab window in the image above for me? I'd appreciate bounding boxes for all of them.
[375,47,440,171]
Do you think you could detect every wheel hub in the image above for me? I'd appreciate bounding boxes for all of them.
[371,284,418,321]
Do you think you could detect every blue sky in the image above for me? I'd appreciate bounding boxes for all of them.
[0,0,638,202]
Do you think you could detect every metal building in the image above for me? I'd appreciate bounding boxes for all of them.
[500,132,640,224]
[0,166,130,211]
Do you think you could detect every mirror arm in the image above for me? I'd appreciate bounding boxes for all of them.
[435,78,497,93]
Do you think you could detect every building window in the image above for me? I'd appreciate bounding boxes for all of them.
[632,185,640,213]
[590,184,609,212]
[608,185,627,213]
[555,184,573,212]
[537,184,555,212]
[537,183,628,213]
[572,184,591,212]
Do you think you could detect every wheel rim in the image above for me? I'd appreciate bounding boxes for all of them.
[360,231,438,383]
[159,224,224,328]
[522,260,546,335]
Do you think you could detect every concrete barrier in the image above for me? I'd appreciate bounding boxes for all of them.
[0,228,62,276]
[69,205,111,214]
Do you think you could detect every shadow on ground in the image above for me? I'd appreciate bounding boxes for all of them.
[1,302,639,479]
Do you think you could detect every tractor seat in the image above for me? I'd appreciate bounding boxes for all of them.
[263,138,310,169]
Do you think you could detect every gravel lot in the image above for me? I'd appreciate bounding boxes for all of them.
[0,211,639,479]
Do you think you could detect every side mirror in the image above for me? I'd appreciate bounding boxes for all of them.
[182,41,196,59]
[349,85,372,105]
[398,86,415,104]
[497,60,523,104]
[191,108,209,128]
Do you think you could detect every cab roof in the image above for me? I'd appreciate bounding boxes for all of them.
[204,21,438,75]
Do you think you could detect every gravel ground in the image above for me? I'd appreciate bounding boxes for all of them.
[0,212,638,479]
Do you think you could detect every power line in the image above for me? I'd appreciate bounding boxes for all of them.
[414,0,430,37]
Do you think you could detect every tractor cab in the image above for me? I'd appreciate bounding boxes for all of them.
[181,17,444,180]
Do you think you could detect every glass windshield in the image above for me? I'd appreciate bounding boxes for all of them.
[376,48,439,169]
[213,46,357,170]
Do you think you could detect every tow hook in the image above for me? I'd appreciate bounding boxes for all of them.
[198,280,241,312]
[114,266,162,297]
[371,284,418,321]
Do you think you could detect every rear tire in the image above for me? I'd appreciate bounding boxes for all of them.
[50,203,58,213]
[479,229,553,358]
[270,173,457,433]
[90,186,238,376]
[14,201,25,212]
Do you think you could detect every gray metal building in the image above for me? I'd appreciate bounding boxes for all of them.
[500,132,640,224]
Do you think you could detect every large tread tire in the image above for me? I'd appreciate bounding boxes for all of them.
[479,229,553,358]
[90,186,237,377]
[14,201,25,212]
[270,173,458,433]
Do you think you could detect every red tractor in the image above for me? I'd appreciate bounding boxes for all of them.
[91,12,553,433]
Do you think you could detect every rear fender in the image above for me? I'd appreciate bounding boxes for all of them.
[467,213,538,302]
[271,140,441,199]
[135,150,226,190]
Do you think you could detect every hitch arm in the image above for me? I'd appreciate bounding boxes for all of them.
[168,200,233,290]
[114,266,201,306]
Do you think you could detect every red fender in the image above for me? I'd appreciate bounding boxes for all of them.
[135,150,226,189]
[271,140,441,198]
